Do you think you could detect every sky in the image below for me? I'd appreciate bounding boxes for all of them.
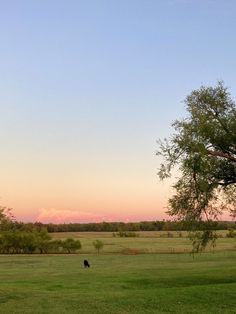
[0,0,236,223]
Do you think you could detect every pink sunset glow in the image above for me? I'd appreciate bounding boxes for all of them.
[35,208,169,224]
[36,208,104,224]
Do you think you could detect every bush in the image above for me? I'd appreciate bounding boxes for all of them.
[61,238,82,253]
[226,229,236,238]
[0,231,37,254]
[116,231,139,237]
[0,228,82,254]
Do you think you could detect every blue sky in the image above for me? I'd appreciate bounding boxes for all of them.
[0,0,235,222]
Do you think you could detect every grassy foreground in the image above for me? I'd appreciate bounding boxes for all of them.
[0,252,236,313]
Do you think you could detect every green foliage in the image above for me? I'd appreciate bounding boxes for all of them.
[226,228,236,238]
[0,206,15,231]
[61,238,82,253]
[115,231,139,237]
[188,230,218,254]
[35,228,52,253]
[0,214,82,254]
[158,82,236,250]
[42,220,235,232]
[44,220,167,232]
[93,239,104,254]
[0,231,37,254]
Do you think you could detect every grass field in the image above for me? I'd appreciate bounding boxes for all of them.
[0,233,235,313]
[51,231,236,254]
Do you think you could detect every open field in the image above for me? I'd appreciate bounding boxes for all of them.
[0,252,236,313]
[0,233,235,313]
[51,231,236,254]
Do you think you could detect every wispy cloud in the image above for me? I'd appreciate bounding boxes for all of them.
[36,208,104,223]
[35,208,166,224]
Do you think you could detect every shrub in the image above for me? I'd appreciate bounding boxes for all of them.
[0,228,83,254]
[226,229,236,238]
[61,238,82,253]
[116,231,139,237]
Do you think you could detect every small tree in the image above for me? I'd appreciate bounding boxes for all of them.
[62,238,82,253]
[93,240,104,255]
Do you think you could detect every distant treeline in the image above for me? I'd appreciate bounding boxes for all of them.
[33,220,236,233]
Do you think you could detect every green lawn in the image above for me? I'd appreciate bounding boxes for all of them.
[0,251,236,313]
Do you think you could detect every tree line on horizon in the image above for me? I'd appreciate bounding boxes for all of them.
[32,220,236,233]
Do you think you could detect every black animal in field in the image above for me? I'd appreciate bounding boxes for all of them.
[84,259,90,268]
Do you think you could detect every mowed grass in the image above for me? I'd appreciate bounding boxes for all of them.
[0,251,236,313]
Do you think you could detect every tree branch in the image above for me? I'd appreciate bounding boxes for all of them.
[217,180,236,186]
[206,149,236,163]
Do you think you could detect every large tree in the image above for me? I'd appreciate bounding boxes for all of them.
[157,82,236,250]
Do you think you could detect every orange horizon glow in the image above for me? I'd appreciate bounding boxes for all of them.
[18,208,170,224]
[0,153,174,224]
